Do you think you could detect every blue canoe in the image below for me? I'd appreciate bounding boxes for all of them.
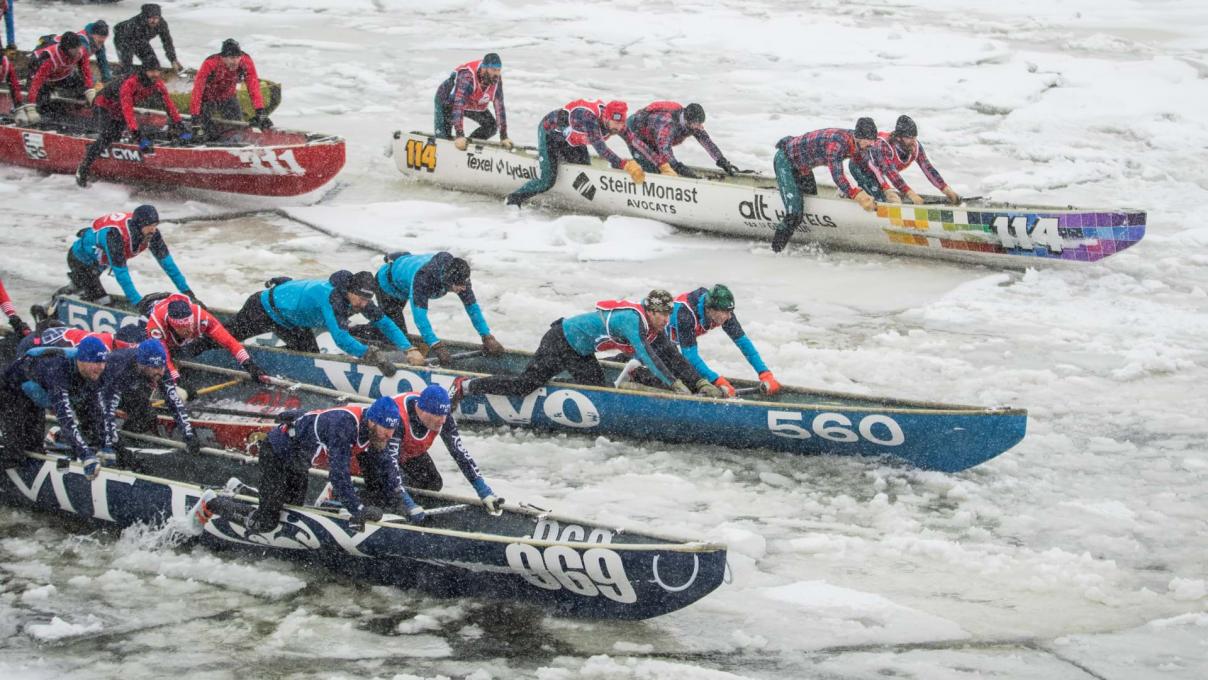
[0,444,726,620]
[52,294,1027,472]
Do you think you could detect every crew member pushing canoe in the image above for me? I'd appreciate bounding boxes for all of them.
[770,117,890,253]
[35,21,113,85]
[449,290,687,405]
[0,336,108,476]
[505,99,653,206]
[848,114,962,206]
[368,252,504,367]
[127,293,269,387]
[85,338,198,455]
[435,52,511,150]
[625,102,739,178]
[113,3,182,73]
[16,31,92,126]
[222,271,408,375]
[65,205,195,306]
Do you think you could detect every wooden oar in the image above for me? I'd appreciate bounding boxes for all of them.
[178,360,372,403]
[152,377,243,408]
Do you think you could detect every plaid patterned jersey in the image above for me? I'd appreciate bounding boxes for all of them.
[628,108,724,166]
[539,106,656,169]
[778,128,892,198]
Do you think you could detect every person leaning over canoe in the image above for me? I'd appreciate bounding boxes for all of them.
[435,52,511,151]
[0,49,21,112]
[114,3,182,73]
[84,338,198,458]
[128,293,269,389]
[848,114,962,207]
[247,396,423,533]
[770,117,891,253]
[189,38,271,138]
[221,271,407,376]
[36,20,113,85]
[366,252,504,367]
[381,384,503,513]
[449,289,687,405]
[64,205,195,306]
[0,336,108,477]
[618,284,780,397]
[0,276,31,338]
[624,102,739,178]
[75,60,193,187]
[16,328,130,360]
[505,99,652,207]
[15,31,93,126]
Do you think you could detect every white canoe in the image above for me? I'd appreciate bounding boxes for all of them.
[391,131,1145,267]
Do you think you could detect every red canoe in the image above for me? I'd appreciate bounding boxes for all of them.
[0,91,344,197]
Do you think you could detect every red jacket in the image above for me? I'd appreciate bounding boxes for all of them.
[0,276,14,317]
[27,42,94,103]
[96,73,181,132]
[1,55,20,106]
[146,293,249,380]
[189,53,263,116]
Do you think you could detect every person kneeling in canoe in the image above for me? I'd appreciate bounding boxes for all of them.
[449,289,687,405]
[770,117,890,253]
[65,205,195,306]
[82,339,198,460]
[222,271,407,376]
[435,52,511,151]
[622,284,780,397]
[75,59,192,188]
[0,336,108,477]
[247,396,422,533]
[16,31,93,126]
[384,384,502,513]
[848,115,962,207]
[368,252,504,367]
[505,99,653,207]
[625,102,739,178]
[125,294,269,391]
[190,38,271,139]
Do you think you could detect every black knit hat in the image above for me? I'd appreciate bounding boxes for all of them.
[58,31,83,52]
[442,258,471,287]
[684,103,706,124]
[349,271,377,298]
[220,39,242,57]
[894,114,918,137]
[854,117,878,140]
[141,3,162,18]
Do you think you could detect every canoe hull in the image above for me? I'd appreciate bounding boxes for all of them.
[392,132,1145,267]
[56,295,1027,472]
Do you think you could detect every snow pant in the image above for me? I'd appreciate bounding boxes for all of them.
[115,36,159,71]
[848,161,885,201]
[467,320,604,398]
[195,96,242,137]
[66,249,109,301]
[223,291,321,354]
[77,106,129,181]
[772,146,817,234]
[253,430,310,530]
[623,334,701,389]
[506,127,589,205]
[434,100,498,141]
[0,389,43,468]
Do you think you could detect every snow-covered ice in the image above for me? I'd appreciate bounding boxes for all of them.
[1,1,1206,678]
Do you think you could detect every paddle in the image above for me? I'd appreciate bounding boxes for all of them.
[153,377,243,408]
[178,360,372,403]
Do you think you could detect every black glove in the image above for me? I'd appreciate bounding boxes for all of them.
[362,345,397,377]
[717,158,739,176]
[249,108,273,129]
[673,162,698,179]
[8,314,31,337]
[242,358,270,384]
[185,434,201,455]
[349,505,384,532]
[432,342,453,366]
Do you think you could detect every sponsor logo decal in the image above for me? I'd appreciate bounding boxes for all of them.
[572,172,596,200]
[739,194,836,229]
[767,411,906,446]
[100,147,143,162]
[22,132,47,160]
[466,152,537,180]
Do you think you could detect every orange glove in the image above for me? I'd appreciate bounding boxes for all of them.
[622,159,646,184]
[712,376,736,397]
[658,162,678,176]
[758,371,781,395]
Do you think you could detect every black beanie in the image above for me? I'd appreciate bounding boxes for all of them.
[854,117,878,140]
[684,103,706,124]
[894,114,918,137]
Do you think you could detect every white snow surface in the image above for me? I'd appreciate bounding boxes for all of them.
[1,1,1207,679]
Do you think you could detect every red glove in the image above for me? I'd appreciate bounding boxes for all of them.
[758,371,781,395]
[712,376,736,397]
